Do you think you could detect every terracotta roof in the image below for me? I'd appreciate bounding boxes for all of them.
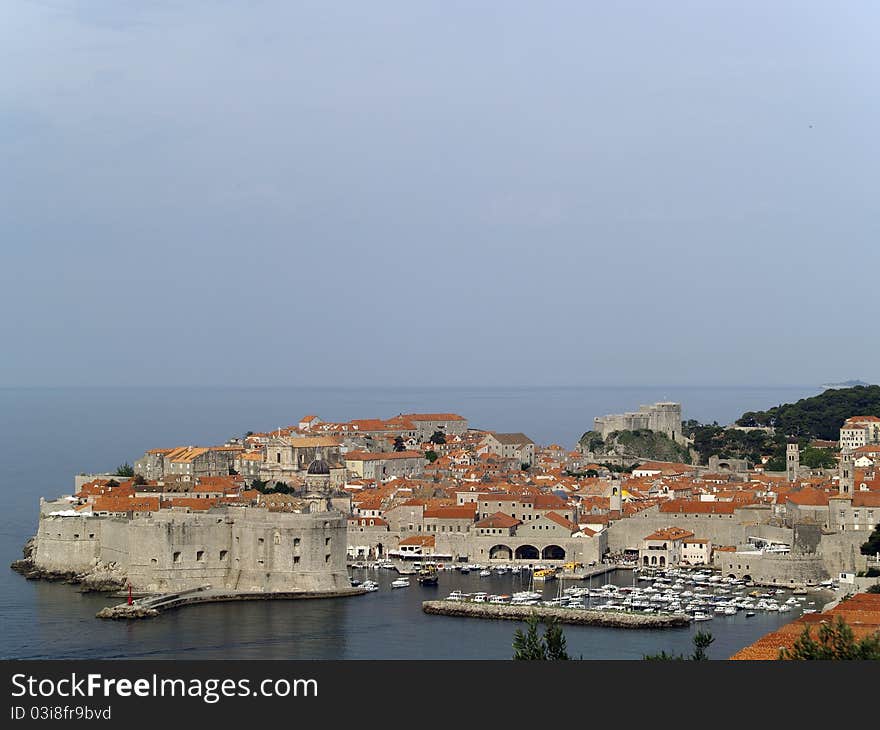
[659,499,736,515]
[398,535,436,547]
[730,593,880,660]
[475,512,522,529]
[543,511,579,532]
[644,527,695,541]
[345,450,423,461]
[423,504,478,519]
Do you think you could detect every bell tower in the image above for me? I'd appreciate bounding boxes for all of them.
[609,479,622,513]
[786,439,800,482]
[839,449,854,496]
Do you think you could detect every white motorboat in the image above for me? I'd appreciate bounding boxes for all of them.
[391,577,410,589]
[479,569,492,577]
[362,580,379,592]
[693,612,713,621]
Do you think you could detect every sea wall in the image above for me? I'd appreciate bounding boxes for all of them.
[33,515,102,573]
[717,553,828,586]
[422,600,689,628]
[28,507,351,594]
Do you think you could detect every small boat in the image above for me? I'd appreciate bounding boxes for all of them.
[479,569,492,577]
[417,566,439,586]
[745,611,756,617]
[459,566,470,574]
[391,577,410,589]
[693,612,713,622]
[362,580,379,592]
[350,578,362,587]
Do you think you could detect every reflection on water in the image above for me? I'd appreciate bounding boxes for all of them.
[7,570,826,660]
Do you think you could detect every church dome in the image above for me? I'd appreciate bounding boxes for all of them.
[307,459,331,475]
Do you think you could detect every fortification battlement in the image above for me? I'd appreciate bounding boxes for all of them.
[594,402,683,442]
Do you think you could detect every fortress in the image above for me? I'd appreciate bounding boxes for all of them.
[593,402,683,442]
[29,505,352,595]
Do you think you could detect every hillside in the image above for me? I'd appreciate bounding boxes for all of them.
[736,385,880,440]
[579,429,692,464]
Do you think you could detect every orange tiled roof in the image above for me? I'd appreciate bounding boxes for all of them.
[730,593,880,660]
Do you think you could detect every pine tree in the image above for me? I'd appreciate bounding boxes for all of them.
[543,618,570,660]
[512,615,547,660]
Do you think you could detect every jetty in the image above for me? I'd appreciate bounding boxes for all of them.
[97,585,365,620]
[422,600,690,628]
[557,564,623,581]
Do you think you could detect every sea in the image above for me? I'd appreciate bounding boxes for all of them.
[0,384,825,660]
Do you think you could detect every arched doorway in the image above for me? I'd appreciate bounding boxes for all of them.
[542,545,566,560]
[514,545,539,560]
[489,544,512,560]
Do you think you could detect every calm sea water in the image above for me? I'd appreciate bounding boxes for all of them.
[0,385,822,659]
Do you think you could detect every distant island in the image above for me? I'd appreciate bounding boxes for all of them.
[821,380,873,389]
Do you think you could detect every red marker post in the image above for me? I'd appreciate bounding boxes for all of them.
[127,583,133,606]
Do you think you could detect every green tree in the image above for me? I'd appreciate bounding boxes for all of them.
[861,523,880,556]
[800,447,838,470]
[867,584,880,594]
[512,615,570,660]
[690,630,715,661]
[644,631,715,660]
[392,435,406,452]
[425,450,438,463]
[115,463,135,477]
[779,616,880,660]
[429,430,447,445]
[543,618,570,660]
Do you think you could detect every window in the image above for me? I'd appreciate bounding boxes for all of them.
[196,550,205,562]
[173,551,181,563]
[325,537,331,547]
[294,538,301,547]
[325,554,330,563]
[294,556,300,564]
[219,550,228,561]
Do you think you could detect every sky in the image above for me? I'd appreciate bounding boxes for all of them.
[1,1,877,387]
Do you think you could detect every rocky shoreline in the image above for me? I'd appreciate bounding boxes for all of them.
[423,600,690,628]
[10,537,127,593]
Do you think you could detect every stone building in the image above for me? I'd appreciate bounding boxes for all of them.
[479,433,536,466]
[594,402,683,442]
[398,413,468,440]
[31,506,351,594]
[639,527,694,568]
[343,451,425,480]
[839,416,880,450]
[262,436,343,482]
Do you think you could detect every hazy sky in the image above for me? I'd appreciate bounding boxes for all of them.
[1,1,877,387]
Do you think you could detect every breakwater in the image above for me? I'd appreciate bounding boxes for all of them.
[422,600,690,628]
[97,586,366,619]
